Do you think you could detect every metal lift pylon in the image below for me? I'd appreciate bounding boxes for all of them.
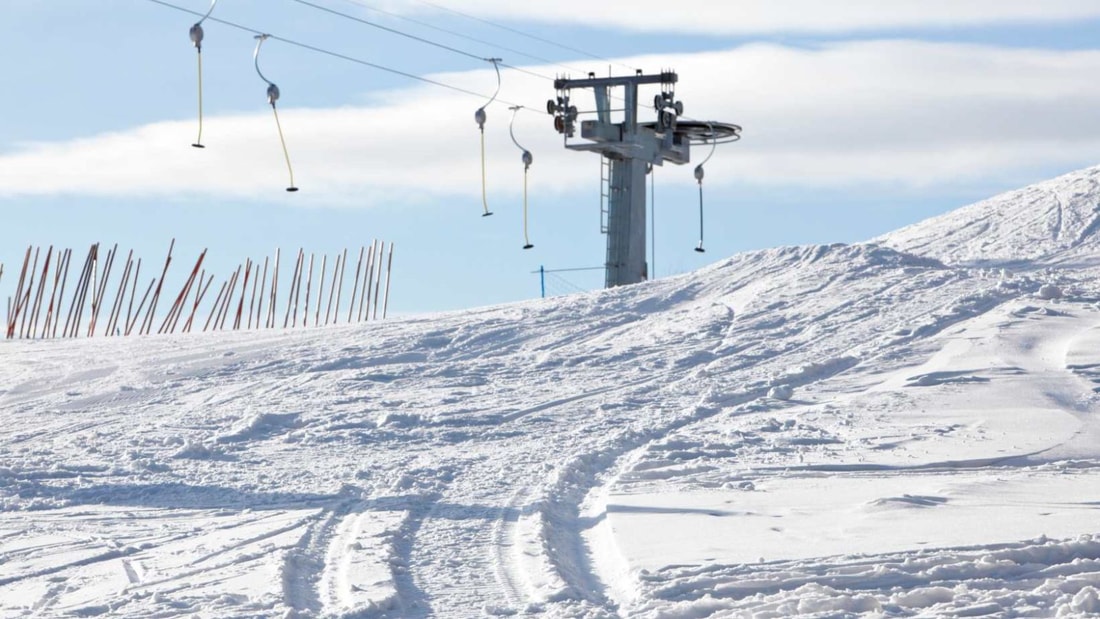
[548,70,741,288]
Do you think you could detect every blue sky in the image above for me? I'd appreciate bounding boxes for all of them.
[2,1,1100,316]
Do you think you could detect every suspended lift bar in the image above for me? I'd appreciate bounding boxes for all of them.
[508,105,534,249]
[474,57,502,217]
[188,0,218,148]
[254,34,299,192]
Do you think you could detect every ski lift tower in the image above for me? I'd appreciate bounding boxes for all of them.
[549,70,741,288]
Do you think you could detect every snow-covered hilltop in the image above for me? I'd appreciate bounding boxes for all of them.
[881,165,1100,267]
[3,167,1100,617]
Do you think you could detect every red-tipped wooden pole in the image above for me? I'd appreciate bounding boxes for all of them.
[183,272,213,334]
[66,244,96,339]
[7,246,32,339]
[123,259,143,337]
[141,239,174,336]
[160,249,206,334]
[89,244,118,337]
[234,259,253,330]
[203,280,229,332]
[28,246,53,338]
[106,250,134,337]
[255,257,269,330]
[126,278,155,337]
[217,266,241,331]
[268,249,281,329]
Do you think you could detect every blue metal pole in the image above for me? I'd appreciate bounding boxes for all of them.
[540,265,546,298]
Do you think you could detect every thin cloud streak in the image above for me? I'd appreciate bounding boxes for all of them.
[1,41,1098,205]
[400,0,1100,35]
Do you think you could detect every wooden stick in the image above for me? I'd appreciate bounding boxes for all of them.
[217,266,241,331]
[141,239,175,336]
[283,249,303,329]
[359,240,375,323]
[255,257,269,330]
[333,248,348,325]
[383,242,394,320]
[42,248,70,339]
[66,244,96,338]
[348,246,365,324]
[168,264,197,335]
[203,280,228,332]
[234,260,253,330]
[17,247,41,339]
[325,252,341,326]
[365,241,379,321]
[373,242,385,321]
[89,244,118,337]
[28,247,53,338]
[125,278,155,337]
[183,272,213,334]
[160,249,206,334]
[248,260,260,330]
[106,250,134,337]
[123,259,143,336]
[314,254,327,327]
[268,248,281,329]
[291,250,305,328]
[50,249,73,339]
[303,253,315,327]
[7,246,32,339]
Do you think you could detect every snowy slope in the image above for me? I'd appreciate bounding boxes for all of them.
[2,167,1100,617]
[879,165,1100,267]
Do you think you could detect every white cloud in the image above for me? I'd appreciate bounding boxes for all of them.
[1,40,1099,205]
[399,0,1100,35]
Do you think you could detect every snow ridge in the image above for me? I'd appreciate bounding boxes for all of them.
[881,164,1100,266]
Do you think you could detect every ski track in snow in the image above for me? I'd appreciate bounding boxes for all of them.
[3,167,1100,616]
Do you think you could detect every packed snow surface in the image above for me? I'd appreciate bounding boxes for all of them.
[3,166,1100,617]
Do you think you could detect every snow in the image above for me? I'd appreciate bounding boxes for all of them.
[2,165,1100,617]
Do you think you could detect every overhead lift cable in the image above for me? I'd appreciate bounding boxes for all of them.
[406,0,639,73]
[145,0,537,110]
[329,0,595,77]
[289,0,552,82]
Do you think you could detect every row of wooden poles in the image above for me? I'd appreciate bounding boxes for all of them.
[3,240,394,340]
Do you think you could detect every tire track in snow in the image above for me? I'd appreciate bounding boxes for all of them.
[282,500,356,616]
[532,347,885,611]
